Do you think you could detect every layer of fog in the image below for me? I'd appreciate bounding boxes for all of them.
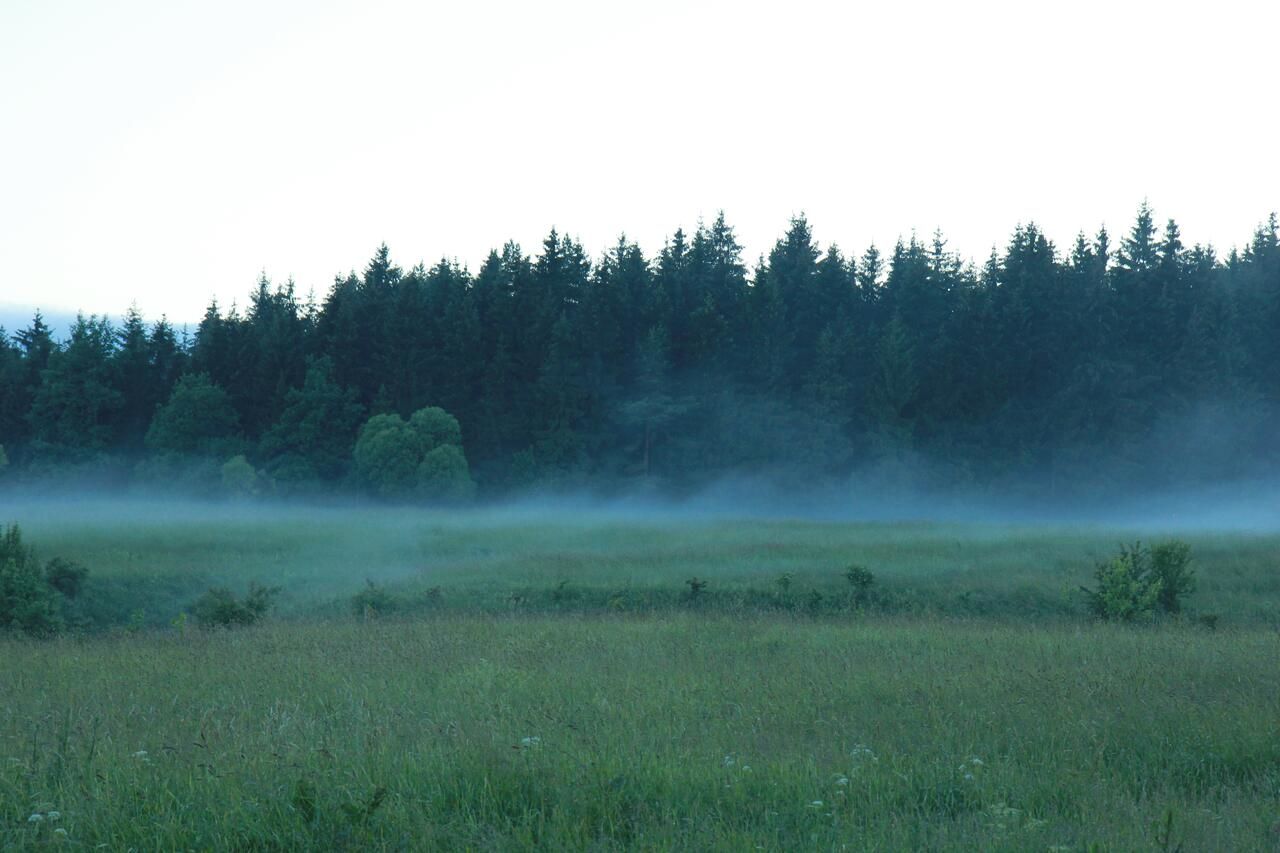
[3,469,1278,536]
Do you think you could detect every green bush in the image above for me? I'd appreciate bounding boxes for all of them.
[192,582,280,628]
[352,580,395,618]
[0,524,88,637]
[1081,541,1193,622]
[1082,545,1160,621]
[1,557,61,637]
[844,564,876,605]
[44,557,88,599]
[221,454,265,498]
[1150,541,1195,614]
[417,444,476,502]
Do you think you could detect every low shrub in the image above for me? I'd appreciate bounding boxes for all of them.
[44,557,89,599]
[352,580,395,618]
[0,523,89,637]
[551,579,581,604]
[1150,541,1195,615]
[844,564,876,605]
[1081,541,1194,622]
[192,582,280,628]
[221,454,267,498]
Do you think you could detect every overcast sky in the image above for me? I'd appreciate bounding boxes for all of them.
[2,0,1277,323]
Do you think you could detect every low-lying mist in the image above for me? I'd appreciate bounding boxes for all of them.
[6,471,1280,635]
[6,463,1279,533]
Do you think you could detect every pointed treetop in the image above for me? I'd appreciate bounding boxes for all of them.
[1119,201,1159,272]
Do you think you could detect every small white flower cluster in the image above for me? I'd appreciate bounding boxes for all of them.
[841,744,878,789]
[959,756,984,782]
[822,743,877,805]
[721,754,752,787]
[518,736,541,749]
[810,751,872,817]
[829,770,853,803]
[849,745,878,768]
[27,808,61,824]
[806,798,835,820]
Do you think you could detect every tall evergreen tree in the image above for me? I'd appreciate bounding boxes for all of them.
[259,357,364,484]
[111,305,155,449]
[28,315,122,453]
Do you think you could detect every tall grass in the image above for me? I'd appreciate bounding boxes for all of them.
[11,499,1280,627]
[2,502,1278,848]
[2,617,1277,849]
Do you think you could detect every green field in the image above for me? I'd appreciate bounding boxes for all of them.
[2,501,1278,849]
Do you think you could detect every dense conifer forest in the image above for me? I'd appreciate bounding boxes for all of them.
[2,204,1277,499]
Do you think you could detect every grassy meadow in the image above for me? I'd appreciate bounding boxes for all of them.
[1,499,1278,849]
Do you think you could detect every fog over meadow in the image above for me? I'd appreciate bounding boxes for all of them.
[8,463,1279,536]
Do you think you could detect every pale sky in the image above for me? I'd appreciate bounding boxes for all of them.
[2,0,1277,322]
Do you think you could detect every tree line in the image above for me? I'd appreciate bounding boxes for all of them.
[1,203,1277,499]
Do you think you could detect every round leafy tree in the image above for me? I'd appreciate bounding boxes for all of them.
[354,407,474,501]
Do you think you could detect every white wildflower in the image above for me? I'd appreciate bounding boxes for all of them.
[808,800,824,808]
[54,828,68,835]
[46,811,60,821]
[834,775,849,786]
[963,772,975,781]
[28,813,44,823]
[519,736,541,749]
[988,803,1021,819]
[722,754,735,767]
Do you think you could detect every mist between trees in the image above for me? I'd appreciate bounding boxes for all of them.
[1,204,1277,502]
